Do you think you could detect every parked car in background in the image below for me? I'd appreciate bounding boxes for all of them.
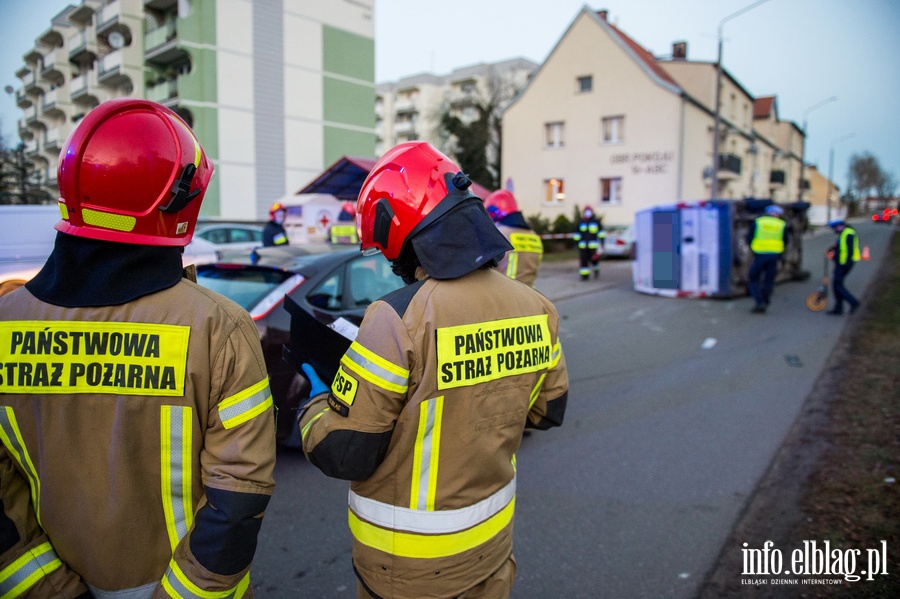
[602,224,635,259]
[194,222,265,253]
[871,207,898,224]
[195,246,406,446]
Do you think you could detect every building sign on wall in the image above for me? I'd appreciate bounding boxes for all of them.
[610,151,674,175]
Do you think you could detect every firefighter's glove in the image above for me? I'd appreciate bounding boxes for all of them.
[301,363,330,398]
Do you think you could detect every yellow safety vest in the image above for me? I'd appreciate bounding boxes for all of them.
[331,224,359,244]
[839,227,861,264]
[750,216,785,254]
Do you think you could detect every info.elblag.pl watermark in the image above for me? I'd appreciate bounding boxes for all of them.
[741,540,889,586]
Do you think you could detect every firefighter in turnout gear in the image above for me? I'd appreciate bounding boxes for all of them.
[295,142,569,599]
[330,201,360,245]
[0,99,276,598]
[484,189,544,286]
[573,206,604,280]
[263,202,290,246]
[746,204,787,313]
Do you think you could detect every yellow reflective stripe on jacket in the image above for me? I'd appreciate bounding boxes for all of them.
[839,227,860,264]
[529,373,546,410]
[161,406,193,552]
[162,559,250,599]
[505,252,519,279]
[410,397,444,511]
[218,378,273,429]
[301,407,329,443]
[349,484,516,559]
[340,341,409,394]
[0,542,61,599]
[0,408,42,526]
[549,340,562,369]
[750,216,785,254]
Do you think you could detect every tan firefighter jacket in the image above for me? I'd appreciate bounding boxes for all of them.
[299,267,568,598]
[0,279,276,598]
[494,224,543,287]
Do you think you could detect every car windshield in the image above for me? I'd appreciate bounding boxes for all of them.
[197,267,294,310]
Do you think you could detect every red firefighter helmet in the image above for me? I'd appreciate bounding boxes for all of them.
[484,189,518,222]
[56,98,213,246]
[357,141,478,261]
[269,202,287,216]
[582,205,595,219]
[340,201,356,218]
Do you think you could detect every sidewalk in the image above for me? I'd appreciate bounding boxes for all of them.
[533,257,620,302]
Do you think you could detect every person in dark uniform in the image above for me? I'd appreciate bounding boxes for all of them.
[263,202,290,246]
[484,189,544,286]
[826,219,861,315]
[293,142,569,599]
[573,206,604,280]
[746,204,787,313]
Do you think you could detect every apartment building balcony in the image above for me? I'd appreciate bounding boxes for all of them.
[68,1,101,25]
[448,90,477,108]
[717,153,742,180]
[145,20,184,64]
[41,47,71,83]
[394,101,418,116]
[43,126,71,153]
[18,119,33,140]
[146,77,179,107]
[394,121,416,136]
[96,0,127,35]
[21,69,46,94]
[97,50,136,87]
[45,164,58,187]
[24,105,39,124]
[70,69,109,105]
[42,88,71,117]
[15,87,32,108]
[25,139,39,156]
[769,170,785,186]
[68,29,99,63]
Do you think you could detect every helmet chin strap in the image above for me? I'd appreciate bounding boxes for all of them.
[159,164,200,213]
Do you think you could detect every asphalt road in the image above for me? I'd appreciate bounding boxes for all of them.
[250,220,894,598]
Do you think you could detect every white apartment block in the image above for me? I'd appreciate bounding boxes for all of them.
[376,58,538,161]
[13,0,376,220]
[502,7,820,226]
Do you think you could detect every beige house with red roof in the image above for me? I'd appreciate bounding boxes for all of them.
[502,7,809,225]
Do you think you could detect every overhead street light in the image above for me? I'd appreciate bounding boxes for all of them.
[798,96,837,202]
[710,0,774,199]
[826,133,855,223]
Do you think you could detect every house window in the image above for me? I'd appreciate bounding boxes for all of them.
[600,177,622,205]
[577,75,593,93]
[545,122,564,148]
[543,178,565,205]
[602,116,624,144]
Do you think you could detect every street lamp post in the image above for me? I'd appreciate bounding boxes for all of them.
[798,96,837,202]
[826,133,855,224]
[710,0,773,199]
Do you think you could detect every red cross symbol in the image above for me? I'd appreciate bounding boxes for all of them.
[318,212,331,229]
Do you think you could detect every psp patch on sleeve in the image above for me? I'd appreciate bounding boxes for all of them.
[328,367,358,417]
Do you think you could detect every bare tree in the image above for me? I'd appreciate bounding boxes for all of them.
[0,125,51,205]
[847,152,886,212]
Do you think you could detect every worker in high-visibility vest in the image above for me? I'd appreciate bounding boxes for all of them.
[0,99,276,597]
[330,201,360,245]
[746,204,788,313]
[294,142,568,599]
[826,219,861,315]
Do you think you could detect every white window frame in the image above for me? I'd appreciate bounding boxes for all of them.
[602,115,624,144]
[600,177,622,205]
[543,178,565,206]
[544,121,564,149]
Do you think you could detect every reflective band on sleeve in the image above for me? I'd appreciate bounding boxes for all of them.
[529,374,546,410]
[161,406,193,552]
[162,559,249,599]
[340,342,409,394]
[349,492,515,559]
[0,321,189,396]
[550,341,562,369]
[300,407,329,442]
[0,408,42,526]
[351,476,515,535]
[218,378,273,429]
[505,253,518,279]
[0,542,61,599]
[410,397,443,511]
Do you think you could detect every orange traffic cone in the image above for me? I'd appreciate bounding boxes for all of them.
[862,246,870,261]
